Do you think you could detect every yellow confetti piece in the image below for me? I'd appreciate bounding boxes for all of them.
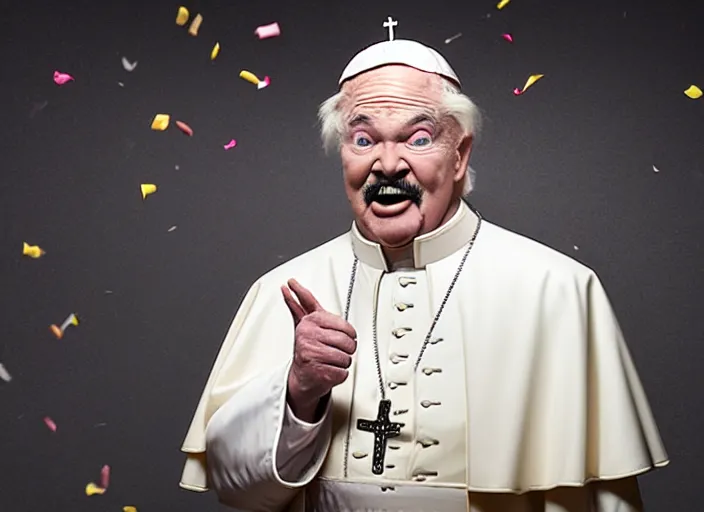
[188,13,203,36]
[239,70,260,85]
[141,184,157,199]
[22,242,45,258]
[151,114,170,131]
[684,85,702,99]
[211,42,220,60]
[85,482,106,496]
[514,74,544,95]
[123,507,137,512]
[497,0,511,9]
[176,6,189,26]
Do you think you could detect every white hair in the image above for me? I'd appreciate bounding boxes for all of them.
[317,77,482,196]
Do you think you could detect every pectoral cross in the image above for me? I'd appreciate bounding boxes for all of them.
[383,16,398,41]
[356,399,404,474]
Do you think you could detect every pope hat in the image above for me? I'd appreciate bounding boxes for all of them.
[338,39,461,89]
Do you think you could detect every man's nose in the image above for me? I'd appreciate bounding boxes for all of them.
[374,142,409,180]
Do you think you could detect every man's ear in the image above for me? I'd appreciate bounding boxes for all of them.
[454,135,473,182]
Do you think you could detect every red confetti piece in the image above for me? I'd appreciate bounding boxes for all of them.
[53,71,74,85]
[175,121,193,136]
[501,33,513,43]
[44,416,57,432]
[223,139,237,150]
[100,465,111,489]
[257,76,271,90]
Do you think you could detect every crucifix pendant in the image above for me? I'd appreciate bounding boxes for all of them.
[356,399,404,474]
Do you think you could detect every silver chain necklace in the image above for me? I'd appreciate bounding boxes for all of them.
[341,206,483,477]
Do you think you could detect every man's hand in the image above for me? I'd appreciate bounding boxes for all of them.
[281,279,357,423]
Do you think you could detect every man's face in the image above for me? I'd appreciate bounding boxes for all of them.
[339,65,471,249]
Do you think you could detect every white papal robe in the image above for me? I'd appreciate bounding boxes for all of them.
[179,200,668,512]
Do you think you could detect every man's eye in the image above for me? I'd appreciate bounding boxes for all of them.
[411,137,431,146]
[410,136,431,147]
[408,131,432,147]
[354,136,373,147]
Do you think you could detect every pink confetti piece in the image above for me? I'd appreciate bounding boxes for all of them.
[223,139,237,150]
[175,120,193,136]
[255,22,281,39]
[44,416,57,432]
[501,33,513,43]
[100,465,111,489]
[257,76,271,90]
[53,71,74,85]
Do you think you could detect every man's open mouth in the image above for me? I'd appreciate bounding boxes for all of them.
[372,186,415,206]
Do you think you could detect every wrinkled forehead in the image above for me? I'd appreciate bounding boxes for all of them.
[340,65,444,122]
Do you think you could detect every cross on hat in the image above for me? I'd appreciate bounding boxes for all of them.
[383,16,398,41]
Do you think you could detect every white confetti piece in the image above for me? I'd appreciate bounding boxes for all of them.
[444,32,462,44]
[121,57,138,71]
[573,245,579,251]
[652,165,660,173]
[0,363,12,382]
[167,226,177,232]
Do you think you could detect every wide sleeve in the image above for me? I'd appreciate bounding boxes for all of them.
[205,360,332,511]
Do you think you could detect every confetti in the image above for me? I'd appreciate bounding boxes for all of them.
[176,6,189,26]
[684,85,702,99]
[239,70,260,85]
[652,165,660,173]
[141,184,157,199]
[118,82,125,87]
[255,22,281,39]
[513,74,544,95]
[188,13,203,36]
[444,32,462,44]
[573,245,579,251]
[175,120,193,136]
[22,242,45,258]
[53,71,74,85]
[258,76,271,90]
[100,465,111,489]
[210,42,220,60]
[151,114,170,131]
[501,33,514,43]
[44,416,57,432]
[167,226,177,232]
[121,57,138,72]
[50,313,79,339]
[85,482,106,496]
[223,139,237,150]
[497,0,511,9]
[123,507,138,512]
[0,363,12,382]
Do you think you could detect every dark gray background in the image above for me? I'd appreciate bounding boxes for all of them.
[1,0,701,510]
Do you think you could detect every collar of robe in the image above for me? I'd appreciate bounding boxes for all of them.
[350,199,480,271]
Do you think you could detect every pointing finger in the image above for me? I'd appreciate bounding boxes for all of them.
[281,285,306,325]
[287,279,324,314]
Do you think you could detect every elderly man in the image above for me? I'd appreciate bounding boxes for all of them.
[179,25,668,512]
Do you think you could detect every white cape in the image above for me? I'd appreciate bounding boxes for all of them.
[179,205,668,510]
